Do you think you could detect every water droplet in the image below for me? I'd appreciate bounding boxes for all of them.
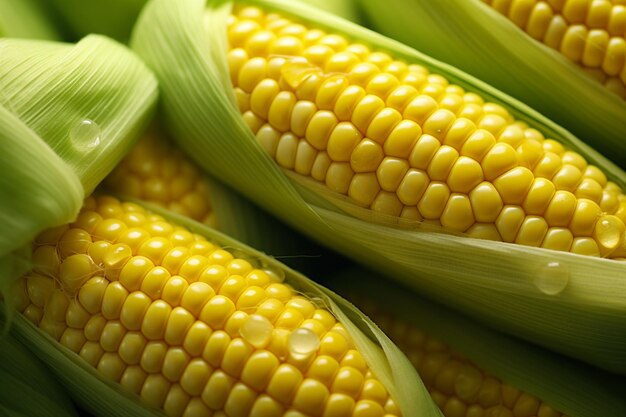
[594,215,622,251]
[70,119,101,151]
[288,328,320,358]
[534,261,569,296]
[454,364,483,401]
[240,314,273,348]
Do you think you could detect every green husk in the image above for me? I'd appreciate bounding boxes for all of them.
[12,196,442,417]
[41,0,359,43]
[0,105,81,263]
[132,0,626,373]
[0,35,158,194]
[357,0,626,166]
[41,0,147,42]
[326,267,626,417]
[0,34,157,303]
[0,0,60,40]
[298,0,361,23]
[0,316,78,417]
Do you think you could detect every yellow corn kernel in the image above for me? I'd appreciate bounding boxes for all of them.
[485,0,626,98]
[104,131,214,226]
[355,299,567,417]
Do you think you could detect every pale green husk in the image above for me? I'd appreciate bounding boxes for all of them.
[0,0,60,40]
[0,105,81,262]
[358,0,626,166]
[13,196,441,417]
[327,268,626,417]
[132,0,626,373]
[0,318,78,417]
[0,35,157,302]
[0,35,158,194]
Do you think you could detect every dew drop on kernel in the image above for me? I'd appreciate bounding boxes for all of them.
[240,314,273,348]
[534,261,569,296]
[594,215,622,251]
[288,328,320,358]
[70,119,101,151]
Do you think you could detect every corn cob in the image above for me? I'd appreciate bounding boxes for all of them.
[480,0,626,99]
[14,194,405,417]
[104,131,215,226]
[131,0,626,373]
[325,268,626,417]
[226,5,626,259]
[363,305,567,417]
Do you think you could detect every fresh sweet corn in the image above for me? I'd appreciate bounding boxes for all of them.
[481,0,626,99]
[227,6,626,259]
[104,131,215,226]
[15,194,400,417]
[361,303,567,417]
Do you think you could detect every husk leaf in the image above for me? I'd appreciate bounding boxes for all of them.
[357,0,626,166]
[0,0,60,40]
[41,0,359,43]
[0,35,158,195]
[131,0,626,372]
[41,0,147,42]
[0,105,81,261]
[0,316,78,417]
